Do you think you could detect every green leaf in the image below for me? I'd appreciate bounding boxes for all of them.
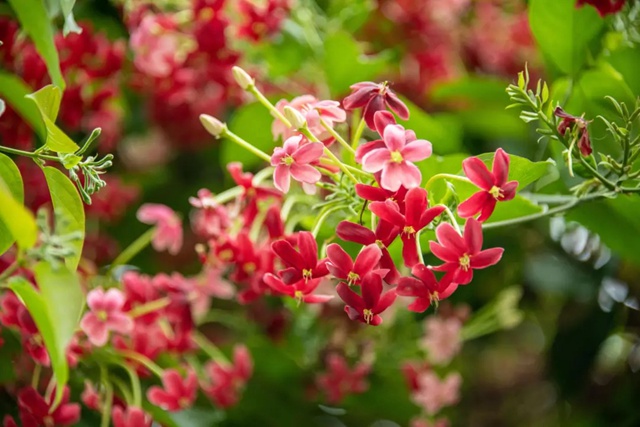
[607,45,640,95]
[42,167,84,269]
[26,85,79,153]
[323,30,390,95]
[7,0,65,89]
[475,153,556,190]
[529,0,604,75]
[400,97,463,155]
[431,77,509,108]
[223,103,275,169]
[0,72,46,140]
[0,176,37,250]
[59,0,81,36]
[0,153,25,255]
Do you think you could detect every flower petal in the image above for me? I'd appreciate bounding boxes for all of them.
[383,124,406,151]
[297,232,319,269]
[404,187,427,228]
[336,282,364,311]
[293,142,324,164]
[470,247,504,269]
[373,110,396,135]
[492,148,510,186]
[457,191,491,219]
[435,223,466,254]
[402,139,432,162]
[369,200,405,228]
[273,164,291,193]
[362,148,391,173]
[326,244,353,278]
[463,218,483,255]
[290,163,321,184]
[500,181,518,201]
[264,273,294,296]
[361,273,383,308]
[380,162,404,192]
[353,244,382,276]
[401,234,420,268]
[462,157,494,190]
[399,162,422,189]
[336,221,376,245]
[271,240,304,269]
[385,91,410,119]
[429,241,459,263]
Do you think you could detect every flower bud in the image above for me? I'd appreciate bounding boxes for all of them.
[283,106,306,130]
[232,66,254,90]
[199,114,227,138]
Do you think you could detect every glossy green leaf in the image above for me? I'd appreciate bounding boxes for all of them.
[59,0,81,36]
[607,45,640,95]
[42,167,85,269]
[529,0,603,75]
[26,85,79,153]
[0,72,46,139]
[223,103,274,169]
[7,0,65,89]
[0,153,25,255]
[0,177,37,250]
[323,30,390,95]
[476,153,556,190]
[400,97,463,155]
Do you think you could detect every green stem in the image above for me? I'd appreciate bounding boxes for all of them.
[223,129,271,162]
[440,205,461,234]
[192,331,231,367]
[0,145,58,161]
[100,367,114,427]
[111,377,133,404]
[311,204,348,237]
[253,166,275,185]
[424,174,471,191]
[118,350,165,378]
[247,85,291,128]
[320,158,372,179]
[320,118,356,155]
[127,297,171,318]
[351,116,366,150]
[107,227,156,274]
[122,363,142,408]
[214,186,243,204]
[31,364,41,388]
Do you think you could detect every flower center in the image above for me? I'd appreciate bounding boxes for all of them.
[243,262,256,274]
[347,271,360,286]
[489,185,503,200]
[375,239,385,249]
[44,416,55,427]
[282,154,295,166]
[246,187,256,198]
[390,151,404,163]
[294,290,303,306]
[218,249,233,261]
[302,268,313,281]
[179,397,190,408]
[199,7,215,21]
[430,291,440,309]
[363,308,374,324]
[403,225,416,236]
[96,310,108,321]
[459,254,471,271]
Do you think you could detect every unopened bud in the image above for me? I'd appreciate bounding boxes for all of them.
[283,106,306,129]
[232,66,254,90]
[199,114,227,138]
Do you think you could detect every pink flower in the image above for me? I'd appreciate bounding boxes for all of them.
[147,369,198,411]
[430,218,503,286]
[421,316,463,365]
[397,264,457,312]
[112,406,152,427]
[202,345,253,408]
[272,95,346,141]
[270,135,324,193]
[316,353,371,404]
[361,124,432,191]
[130,14,183,78]
[342,81,410,130]
[137,203,183,255]
[411,371,461,415]
[326,243,386,286]
[80,288,133,347]
[81,381,101,411]
[457,148,518,222]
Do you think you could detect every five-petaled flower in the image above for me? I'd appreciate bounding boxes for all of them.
[272,231,329,284]
[326,243,386,286]
[272,95,347,142]
[342,81,410,130]
[202,345,253,408]
[554,106,593,157]
[430,218,504,286]
[336,272,397,325]
[361,124,432,191]
[370,187,445,267]
[270,135,324,193]
[458,148,518,222]
[147,369,198,411]
[263,274,333,304]
[137,203,183,255]
[17,386,80,427]
[80,287,133,346]
[397,264,458,312]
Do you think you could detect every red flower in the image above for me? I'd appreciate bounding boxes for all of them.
[112,406,152,427]
[554,107,593,156]
[227,162,280,224]
[576,0,625,16]
[397,264,458,312]
[264,274,333,304]
[80,287,133,347]
[316,353,371,404]
[147,369,198,411]
[429,218,504,286]
[457,148,518,222]
[370,187,445,267]
[336,220,401,284]
[203,345,253,408]
[18,386,80,427]
[81,381,101,411]
[326,243,386,286]
[272,231,329,284]
[336,273,397,325]
[343,81,410,129]
[137,204,183,255]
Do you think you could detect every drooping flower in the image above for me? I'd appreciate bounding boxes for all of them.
[343,81,410,129]
[397,264,458,312]
[316,353,371,404]
[361,124,432,191]
[421,316,463,365]
[18,386,80,427]
[202,345,253,408]
[147,369,198,411]
[272,95,346,142]
[429,218,504,286]
[576,0,625,17]
[457,148,518,222]
[271,231,329,284]
[336,273,397,325]
[326,243,386,286]
[137,203,183,255]
[263,274,333,304]
[411,371,462,415]
[80,287,133,346]
[112,406,153,427]
[554,106,592,156]
[369,187,445,267]
[270,135,324,193]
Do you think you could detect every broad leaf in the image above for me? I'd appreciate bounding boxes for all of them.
[0,177,37,250]
[43,167,85,269]
[223,103,274,170]
[529,0,604,75]
[26,85,79,153]
[0,72,46,139]
[0,153,24,255]
[7,0,65,89]
[475,153,556,190]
